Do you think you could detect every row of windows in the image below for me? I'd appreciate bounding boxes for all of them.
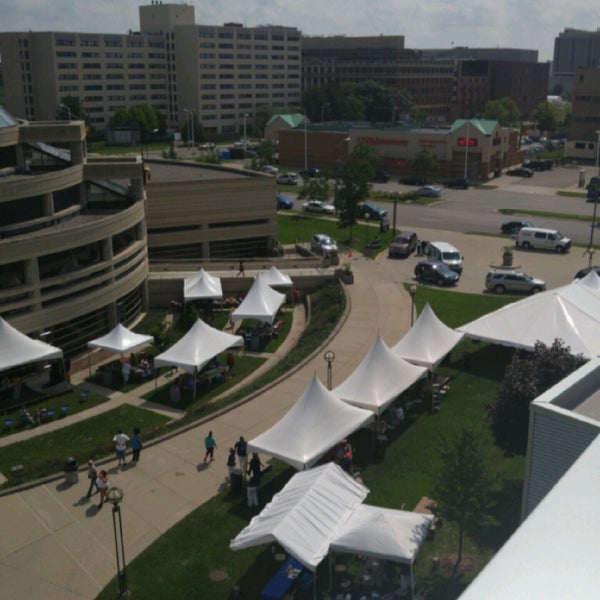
[198,31,298,42]
[55,38,145,48]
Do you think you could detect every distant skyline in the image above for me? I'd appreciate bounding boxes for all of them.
[1,0,599,62]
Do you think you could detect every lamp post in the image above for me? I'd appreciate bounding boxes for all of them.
[297,107,308,171]
[243,113,249,158]
[334,136,351,208]
[106,487,129,597]
[596,129,600,177]
[324,350,336,390]
[410,284,417,326]
[184,109,194,149]
[463,120,470,180]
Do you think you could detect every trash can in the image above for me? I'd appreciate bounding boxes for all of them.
[230,468,243,494]
[64,457,79,485]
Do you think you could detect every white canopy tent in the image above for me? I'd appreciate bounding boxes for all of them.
[183,269,223,301]
[87,323,154,355]
[262,265,293,288]
[153,319,243,397]
[392,303,465,369]
[248,376,374,470]
[230,463,369,571]
[0,317,63,372]
[333,336,428,415]
[457,271,600,359]
[231,273,286,325]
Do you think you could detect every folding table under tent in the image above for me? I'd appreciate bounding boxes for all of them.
[392,303,464,369]
[261,265,293,288]
[248,376,374,470]
[333,336,428,416]
[230,273,286,325]
[153,319,243,398]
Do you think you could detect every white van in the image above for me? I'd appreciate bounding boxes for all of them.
[515,227,571,253]
[426,241,463,273]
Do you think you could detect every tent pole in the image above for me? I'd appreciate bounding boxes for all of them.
[410,561,414,598]
[88,352,92,377]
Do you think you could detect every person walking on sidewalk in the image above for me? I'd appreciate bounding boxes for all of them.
[113,429,130,468]
[234,436,248,473]
[237,260,245,277]
[85,460,99,498]
[226,448,237,482]
[96,470,109,509]
[204,430,217,463]
[131,427,142,463]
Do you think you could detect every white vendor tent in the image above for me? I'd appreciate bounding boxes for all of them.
[392,303,464,369]
[183,269,223,301]
[458,271,600,359]
[231,273,286,325]
[261,265,293,288]
[0,317,63,372]
[333,336,428,415]
[248,376,374,470]
[87,323,153,355]
[230,463,368,571]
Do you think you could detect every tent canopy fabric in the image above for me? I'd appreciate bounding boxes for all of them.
[248,376,374,470]
[153,319,243,374]
[87,323,153,355]
[0,317,63,372]
[333,336,428,415]
[392,303,464,369]
[262,265,293,288]
[457,271,600,359]
[231,273,286,324]
[183,269,223,301]
[330,504,433,565]
[230,463,369,571]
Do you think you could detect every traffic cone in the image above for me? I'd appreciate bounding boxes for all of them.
[348,248,353,258]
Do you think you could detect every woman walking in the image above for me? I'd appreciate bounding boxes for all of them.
[131,427,142,463]
[96,470,109,509]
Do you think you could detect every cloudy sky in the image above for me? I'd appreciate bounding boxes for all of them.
[1,0,599,62]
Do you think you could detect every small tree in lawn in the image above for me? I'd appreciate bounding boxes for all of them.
[297,176,331,202]
[433,428,496,575]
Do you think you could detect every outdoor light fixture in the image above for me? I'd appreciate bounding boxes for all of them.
[107,487,129,597]
[324,349,336,390]
[410,285,417,326]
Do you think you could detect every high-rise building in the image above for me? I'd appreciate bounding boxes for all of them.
[552,28,600,95]
[0,3,302,137]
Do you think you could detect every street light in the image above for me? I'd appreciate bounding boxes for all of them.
[184,109,194,149]
[463,120,470,180]
[296,106,308,171]
[243,113,249,159]
[324,350,336,390]
[587,129,600,253]
[334,137,351,207]
[106,487,129,597]
[410,284,417,326]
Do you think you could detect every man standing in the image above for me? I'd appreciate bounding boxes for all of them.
[113,429,130,468]
[204,430,217,463]
[234,435,248,473]
[85,460,98,498]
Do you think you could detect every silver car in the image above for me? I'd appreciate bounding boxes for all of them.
[485,270,546,294]
[311,234,338,256]
[302,200,336,215]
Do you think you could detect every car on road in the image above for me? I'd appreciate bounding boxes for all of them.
[414,261,459,286]
[417,185,442,198]
[276,172,299,185]
[515,227,571,253]
[399,174,426,186]
[276,193,294,210]
[311,234,338,256]
[372,170,390,183]
[358,202,388,221]
[506,167,534,178]
[262,165,279,175]
[574,265,600,279]
[299,168,321,178]
[389,231,417,258]
[485,270,546,295]
[523,159,551,172]
[501,220,534,234]
[445,177,470,189]
[302,200,336,215]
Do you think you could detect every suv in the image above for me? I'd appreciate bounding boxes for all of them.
[485,270,546,295]
[372,170,390,183]
[358,202,388,221]
[399,174,425,186]
[276,172,299,185]
[311,234,338,256]
[516,227,571,253]
[445,177,470,189]
[414,261,459,286]
[389,232,417,258]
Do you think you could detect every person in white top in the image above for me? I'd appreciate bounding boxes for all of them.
[112,429,130,467]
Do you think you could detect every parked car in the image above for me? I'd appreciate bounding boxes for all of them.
[389,231,417,258]
[414,261,459,286]
[276,172,299,185]
[399,175,426,186]
[506,167,534,178]
[372,169,390,183]
[417,185,442,198]
[485,270,546,294]
[574,265,600,279]
[522,159,548,172]
[445,177,470,189]
[501,220,534,234]
[262,165,279,175]
[276,193,294,210]
[311,233,338,256]
[299,168,321,178]
[302,200,336,215]
[358,202,388,221]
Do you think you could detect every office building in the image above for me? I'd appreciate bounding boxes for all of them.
[552,28,600,94]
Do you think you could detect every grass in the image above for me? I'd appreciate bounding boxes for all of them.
[557,190,587,198]
[95,288,527,600]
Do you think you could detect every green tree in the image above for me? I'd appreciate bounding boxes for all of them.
[531,101,560,134]
[483,97,521,127]
[409,149,438,178]
[255,104,279,137]
[487,340,586,455]
[354,80,396,123]
[433,428,496,575]
[297,177,331,202]
[110,104,166,140]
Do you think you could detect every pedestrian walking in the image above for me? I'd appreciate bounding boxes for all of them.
[234,435,248,472]
[247,452,264,483]
[96,470,109,509]
[131,427,142,463]
[204,430,217,463]
[85,460,99,498]
[226,351,236,376]
[416,239,422,256]
[246,473,259,507]
[226,447,237,482]
[293,287,301,306]
[113,429,130,468]
[237,260,245,277]
[121,360,131,385]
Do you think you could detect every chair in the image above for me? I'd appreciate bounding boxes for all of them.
[60,405,70,416]
[4,418,14,430]
[46,409,56,420]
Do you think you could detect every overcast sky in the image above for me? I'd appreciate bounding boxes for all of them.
[1,0,599,62]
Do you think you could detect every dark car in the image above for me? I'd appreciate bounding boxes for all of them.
[574,265,600,279]
[501,220,534,235]
[414,261,459,286]
[506,167,534,178]
[445,177,470,189]
[399,174,426,186]
[523,160,548,172]
[299,168,321,178]
[276,192,294,210]
[358,202,388,221]
[389,232,417,258]
[372,169,390,183]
